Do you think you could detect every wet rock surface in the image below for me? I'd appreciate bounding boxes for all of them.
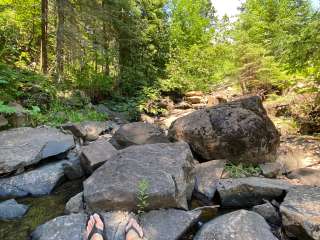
[0,199,29,220]
[194,210,278,240]
[111,122,169,149]
[0,160,67,198]
[217,177,292,207]
[141,209,201,240]
[0,127,74,175]
[280,186,320,240]
[83,142,195,212]
[169,96,280,164]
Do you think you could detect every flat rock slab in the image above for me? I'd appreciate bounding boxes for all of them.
[0,199,29,220]
[0,160,67,198]
[80,139,117,174]
[83,142,195,212]
[280,186,320,240]
[277,136,320,172]
[169,96,280,165]
[287,166,320,186]
[217,177,292,207]
[0,127,74,175]
[194,160,226,203]
[31,212,132,240]
[141,209,200,240]
[111,122,169,149]
[194,210,278,240]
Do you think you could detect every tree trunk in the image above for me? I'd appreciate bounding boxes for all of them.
[41,0,48,74]
[56,0,65,83]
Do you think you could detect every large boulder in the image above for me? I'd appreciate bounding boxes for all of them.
[83,142,195,212]
[194,210,278,240]
[217,177,292,208]
[169,96,280,164]
[31,212,132,240]
[0,127,74,175]
[0,199,29,220]
[194,160,226,203]
[141,209,201,240]
[110,122,169,149]
[0,160,67,198]
[280,186,320,240]
[80,139,117,174]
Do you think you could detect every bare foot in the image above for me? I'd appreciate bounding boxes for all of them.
[125,218,144,240]
[84,214,104,240]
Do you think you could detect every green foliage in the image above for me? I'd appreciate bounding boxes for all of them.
[136,179,150,216]
[0,101,16,114]
[0,63,54,105]
[30,101,106,127]
[225,163,261,178]
[163,44,235,93]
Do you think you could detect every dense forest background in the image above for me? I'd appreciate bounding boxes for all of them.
[0,0,319,132]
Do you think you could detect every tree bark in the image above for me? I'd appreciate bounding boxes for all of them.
[56,0,65,83]
[41,0,48,74]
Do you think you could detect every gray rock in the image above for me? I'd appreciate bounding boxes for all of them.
[0,199,29,220]
[31,212,132,240]
[280,186,320,240]
[0,127,74,175]
[65,192,84,214]
[80,139,117,174]
[62,152,84,180]
[83,142,195,212]
[260,162,282,178]
[194,210,278,240]
[111,122,169,149]
[141,209,201,240]
[194,160,226,203]
[0,114,8,128]
[7,102,28,127]
[169,96,280,164]
[94,104,129,125]
[287,166,320,186]
[62,121,116,142]
[252,202,281,225]
[217,177,292,207]
[0,160,67,198]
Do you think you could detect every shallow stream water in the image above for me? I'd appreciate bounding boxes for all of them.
[0,180,83,240]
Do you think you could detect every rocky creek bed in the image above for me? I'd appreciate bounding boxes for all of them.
[0,96,319,240]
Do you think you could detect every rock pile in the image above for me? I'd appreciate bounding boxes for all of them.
[1,96,319,240]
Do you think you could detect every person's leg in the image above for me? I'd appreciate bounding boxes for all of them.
[125,218,144,240]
